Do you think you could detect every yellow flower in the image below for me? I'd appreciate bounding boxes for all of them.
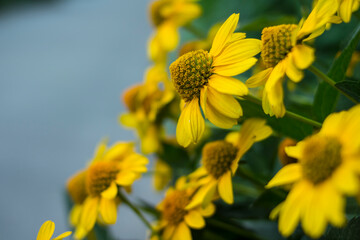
[148,0,202,60]
[120,65,176,154]
[155,177,215,240]
[186,119,272,208]
[170,13,262,147]
[246,0,341,118]
[75,142,148,239]
[266,105,360,238]
[36,220,71,240]
[153,159,172,191]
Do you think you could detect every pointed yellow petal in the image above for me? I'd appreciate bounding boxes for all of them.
[37,220,55,240]
[266,163,302,188]
[52,231,72,240]
[69,205,82,227]
[213,39,261,66]
[101,182,118,199]
[79,197,99,232]
[99,198,117,224]
[218,171,234,204]
[184,210,205,229]
[173,222,192,240]
[246,68,272,88]
[207,87,242,118]
[291,45,315,69]
[210,13,239,57]
[339,0,353,22]
[103,142,134,162]
[182,98,205,144]
[208,74,248,96]
[332,163,359,195]
[116,171,138,186]
[163,225,176,240]
[214,57,258,76]
[269,203,283,220]
[186,180,217,210]
[285,55,304,82]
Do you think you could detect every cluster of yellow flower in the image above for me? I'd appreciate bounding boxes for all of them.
[38,0,360,239]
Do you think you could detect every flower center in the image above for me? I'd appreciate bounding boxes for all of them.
[67,170,87,204]
[86,161,119,197]
[261,24,297,68]
[162,190,190,225]
[202,140,238,179]
[170,50,213,102]
[301,135,342,184]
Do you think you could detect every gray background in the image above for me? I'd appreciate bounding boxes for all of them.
[0,0,164,239]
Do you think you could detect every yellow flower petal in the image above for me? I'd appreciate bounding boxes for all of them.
[246,68,272,88]
[205,100,238,128]
[339,0,353,23]
[210,13,239,57]
[119,113,137,128]
[291,45,315,69]
[332,163,359,195]
[285,54,304,82]
[199,203,216,217]
[176,109,192,147]
[99,198,117,224]
[269,203,283,220]
[266,163,302,188]
[186,180,217,210]
[218,171,234,204]
[163,225,176,240]
[69,205,82,227]
[80,197,99,231]
[101,182,118,199]
[184,210,205,229]
[173,222,192,240]
[103,142,134,162]
[208,74,248,96]
[207,87,242,119]
[158,22,179,51]
[213,57,258,76]
[182,98,205,144]
[116,171,138,186]
[52,231,72,240]
[37,220,55,240]
[212,39,261,66]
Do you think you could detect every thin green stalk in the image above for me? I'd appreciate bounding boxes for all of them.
[118,190,159,238]
[239,95,322,128]
[184,24,206,39]
[309,65,358,104]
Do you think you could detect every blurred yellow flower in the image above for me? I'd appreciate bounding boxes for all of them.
[266,105,360,238]
[153,159,172,191]
[148,0,202,62]
[74,142,148,239]
[170,13,262,147]
[120,65,176,154]
[186,119,272,208]
[36,220,71,240]
[67,170,87,227]
[154,177,215,240]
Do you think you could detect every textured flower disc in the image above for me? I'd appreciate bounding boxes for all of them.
[202,140,238,179]
[170,49,213,102]
[86,161,119,197]
[301,135,342,184]
[261,24,297,68]
[162,190,190,225]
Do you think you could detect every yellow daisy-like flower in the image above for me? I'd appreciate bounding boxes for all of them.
[154,177,215,240]
[75,142,148,239]
[170,13,262,147]
[246,1,340,118]
[148,0,202,62]
[120,65,176,154]
[36,220,71,240]
[266,105,360,238]
[186,119,272,208]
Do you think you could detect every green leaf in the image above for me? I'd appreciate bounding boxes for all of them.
[335,79,360,102]
[313,24,360,121]
[321,216,360,240]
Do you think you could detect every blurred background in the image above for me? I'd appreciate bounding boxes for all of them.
[0,0,159,239]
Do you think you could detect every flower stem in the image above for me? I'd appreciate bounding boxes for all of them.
[308,65,358,103]
[239,95,322,128]
[118,190,158,237]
